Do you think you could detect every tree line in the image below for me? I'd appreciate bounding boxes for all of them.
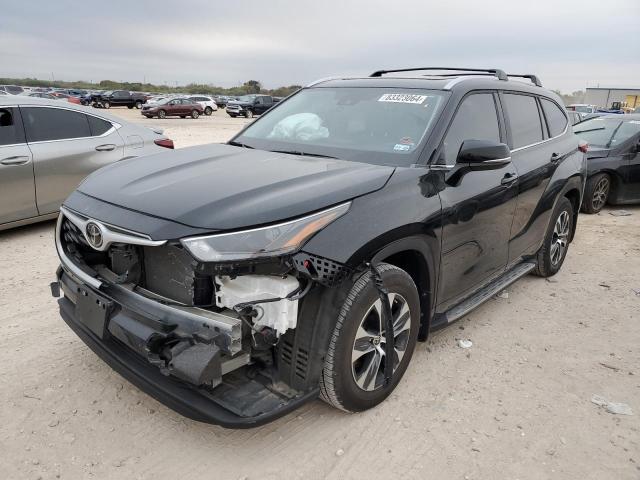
[0,77,302,97]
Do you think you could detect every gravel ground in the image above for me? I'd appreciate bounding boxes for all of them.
[1,107,638,480]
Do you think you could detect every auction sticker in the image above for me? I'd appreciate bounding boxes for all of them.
[379,93,428,104]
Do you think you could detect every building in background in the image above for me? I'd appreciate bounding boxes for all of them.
[585,87,640,110]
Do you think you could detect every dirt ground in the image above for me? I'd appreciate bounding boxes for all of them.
[1,107,638,480]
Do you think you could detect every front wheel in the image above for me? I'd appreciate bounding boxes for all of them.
[244,109,253,118]
[135,101,143,109]
[191,110,200,119]
[319,263,420,412]
[102,101,110,109]
[533,196,573,277]
[157,109,166,119]
[581,173,610,214]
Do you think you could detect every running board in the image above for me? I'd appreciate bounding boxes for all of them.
[443,262,536,324]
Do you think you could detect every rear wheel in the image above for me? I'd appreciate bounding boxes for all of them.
[127,105,133,109]
[581,173,610,214]
[533,196,573,277]
[204,106,213,116]
[320,263,420,412]
[191,110,200,119]
[157,109,166,119]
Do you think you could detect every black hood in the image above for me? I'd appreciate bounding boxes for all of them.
[77,144,394,231]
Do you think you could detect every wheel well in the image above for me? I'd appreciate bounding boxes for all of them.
[564,188,580,242]
[379,250,431,341]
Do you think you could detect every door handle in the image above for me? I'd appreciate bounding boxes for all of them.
[95,144,116,152]
[501,172,519,185]
[1,155,30,166]
[550,152,562,163]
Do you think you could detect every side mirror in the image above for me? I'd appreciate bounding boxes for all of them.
[457,139,511,169]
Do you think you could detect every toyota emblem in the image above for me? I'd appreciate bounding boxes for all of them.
[85,222,103,249]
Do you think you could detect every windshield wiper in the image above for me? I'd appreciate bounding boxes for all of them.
[228,140,254,149]
[574,127,606,134]
[269,149,338,159]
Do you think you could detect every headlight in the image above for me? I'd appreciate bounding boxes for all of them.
[180,203,350,262]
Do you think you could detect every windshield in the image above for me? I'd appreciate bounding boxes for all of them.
[234,87,448,166]
[574,118,640,148]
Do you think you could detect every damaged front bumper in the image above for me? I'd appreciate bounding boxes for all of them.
[55,268,319,428]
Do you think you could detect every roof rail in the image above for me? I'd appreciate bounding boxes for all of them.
[507,74,542,87]
[370,67,508,81]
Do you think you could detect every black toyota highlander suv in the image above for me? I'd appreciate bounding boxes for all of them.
[52,67,586,428]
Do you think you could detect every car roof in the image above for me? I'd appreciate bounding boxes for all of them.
[310,75,558,99]
[0,95,125,123]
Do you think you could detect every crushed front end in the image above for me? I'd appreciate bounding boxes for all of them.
[53,205,352,428]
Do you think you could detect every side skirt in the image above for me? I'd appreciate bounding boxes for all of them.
[431,261,536,329]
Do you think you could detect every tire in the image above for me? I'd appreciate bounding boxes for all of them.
[127,105,133,109]
[158,109,166,119]
[135,101,143,109]
[191,110,200,119]
[533,196,573,277]
[319,263,420,412]
[102,101,110,109]
[581,173,610,214]
[180,116,186,119]
[204,106,213,116]
[244,110,253,118]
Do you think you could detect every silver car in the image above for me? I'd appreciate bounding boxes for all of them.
[0,96,174,231]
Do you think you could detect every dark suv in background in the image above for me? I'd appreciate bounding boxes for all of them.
[52,67,585,428]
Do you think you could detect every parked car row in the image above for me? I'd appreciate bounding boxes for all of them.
[0,97,174,231]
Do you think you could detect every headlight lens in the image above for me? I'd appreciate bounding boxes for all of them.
[180,203,350,262]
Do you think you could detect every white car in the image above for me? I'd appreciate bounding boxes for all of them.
[188,95,218,115]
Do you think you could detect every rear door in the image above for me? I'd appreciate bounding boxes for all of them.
[0,106,37,224]
[615,121,640,201]
[21,106,125,215]
[502,93,570,262]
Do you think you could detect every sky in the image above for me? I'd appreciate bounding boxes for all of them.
[2,0,639,93]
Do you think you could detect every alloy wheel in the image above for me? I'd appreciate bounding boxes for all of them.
[351,293,412,391]
[592,177,609,211]
[550,210,570,266]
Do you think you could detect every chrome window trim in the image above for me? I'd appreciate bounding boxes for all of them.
[510,122,568,152]
[18,104,122,145]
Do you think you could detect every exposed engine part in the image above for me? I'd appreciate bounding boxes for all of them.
[143,244,214,306]
[215,275,300,336]
[108,244,142,284]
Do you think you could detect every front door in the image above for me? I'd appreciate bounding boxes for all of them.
[0,107,37,224]
[436,92,519,310]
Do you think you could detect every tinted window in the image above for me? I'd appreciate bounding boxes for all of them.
[443,93,500,165]
[541,98,568,137]
[22,107,91,142]
[87,115,113,136]
[0,108,25,145]
[504,94,543,148]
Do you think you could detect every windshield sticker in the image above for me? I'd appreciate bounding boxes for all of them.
[394,144,411,152]
[379,93,428,104]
